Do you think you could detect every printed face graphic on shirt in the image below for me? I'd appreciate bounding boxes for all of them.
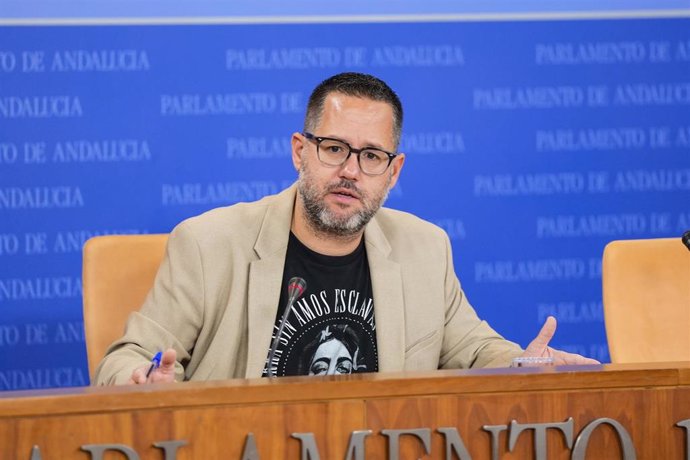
[263,278,378,376]
[297,323,366,375]
[308,337,354,375]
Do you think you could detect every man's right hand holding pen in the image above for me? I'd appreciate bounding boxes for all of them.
[127,348,178,384]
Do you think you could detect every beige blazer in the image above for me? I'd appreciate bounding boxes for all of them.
[95,185,522,385]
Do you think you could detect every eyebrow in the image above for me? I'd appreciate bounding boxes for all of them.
[311,357,330,367]
[322,134,389,151]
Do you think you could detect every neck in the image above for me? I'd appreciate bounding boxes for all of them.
[291,199,364,256]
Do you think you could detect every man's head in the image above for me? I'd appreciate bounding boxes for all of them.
[304,72,404,150]
[292,73,406,240]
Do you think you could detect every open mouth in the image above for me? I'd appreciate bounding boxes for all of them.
[330,188,360,200]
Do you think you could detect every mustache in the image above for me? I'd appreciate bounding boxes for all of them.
[326,180,362,196]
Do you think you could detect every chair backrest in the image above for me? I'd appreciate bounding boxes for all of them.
[82,234,168,378]
[602,237,690,363]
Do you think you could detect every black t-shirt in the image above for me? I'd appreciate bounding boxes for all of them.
[262,232,379,377]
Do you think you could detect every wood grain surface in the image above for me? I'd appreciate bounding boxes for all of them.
[1,362,689,459]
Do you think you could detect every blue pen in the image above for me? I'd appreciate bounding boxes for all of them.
[145,351,163,380]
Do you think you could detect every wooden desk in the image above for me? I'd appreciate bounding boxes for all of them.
[1,362,689,459]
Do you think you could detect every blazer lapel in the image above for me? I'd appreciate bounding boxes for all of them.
[245,185,296,378]
[365,216,406,372]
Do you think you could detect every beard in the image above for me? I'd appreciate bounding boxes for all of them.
[297,161,391,238]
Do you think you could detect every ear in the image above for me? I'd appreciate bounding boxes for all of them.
[291,132,305,172]
[386,153,405,190]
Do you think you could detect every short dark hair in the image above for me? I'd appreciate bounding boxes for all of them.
[304,72,404,149]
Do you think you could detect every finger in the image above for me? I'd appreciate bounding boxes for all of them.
[551,349,600,365]
[524,316,557,356]
[159,348,177,370]
[129,366,147,385]
[150,348,177,383]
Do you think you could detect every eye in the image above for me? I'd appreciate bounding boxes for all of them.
[361,150,385,162]
[336,360,353,374]
[320,140,347,155]
[310,360,329,375]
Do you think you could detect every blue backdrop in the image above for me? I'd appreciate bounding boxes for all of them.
[1,16,689,390]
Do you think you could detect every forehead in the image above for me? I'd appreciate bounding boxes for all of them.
[313,338,351,359]
[316,93,395,147]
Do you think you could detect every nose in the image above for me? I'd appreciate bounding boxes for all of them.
[338,152,361,179]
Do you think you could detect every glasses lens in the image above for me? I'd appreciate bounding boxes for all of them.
[313,136,392,175]
[317,139,349,166]
[359,149,389,175]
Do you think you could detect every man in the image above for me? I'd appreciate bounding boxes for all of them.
[95,72,597,385]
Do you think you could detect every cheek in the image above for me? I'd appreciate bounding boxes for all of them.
[307,170,329,189]
[366,177,391,196]
[306,164,338,187]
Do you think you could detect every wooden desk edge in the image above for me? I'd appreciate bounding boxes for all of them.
[1,361,689,418]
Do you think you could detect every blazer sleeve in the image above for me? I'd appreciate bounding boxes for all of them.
[93,222,205,385]
[438,233,523,369]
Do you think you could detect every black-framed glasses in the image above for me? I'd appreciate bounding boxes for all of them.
[303,132,398,176]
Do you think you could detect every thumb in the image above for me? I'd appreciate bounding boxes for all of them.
[159,348,177,370]
[523,316,557,357]
[149,348,177,383]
